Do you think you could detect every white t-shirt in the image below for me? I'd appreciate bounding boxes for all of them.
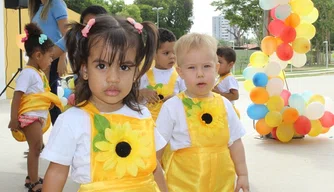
[15,68,48,119]
[216,75,239,104]
[155,95,246,151]
[41,105,166,184]
[140,67,186,94]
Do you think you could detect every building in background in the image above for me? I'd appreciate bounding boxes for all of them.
[212,15,234,41]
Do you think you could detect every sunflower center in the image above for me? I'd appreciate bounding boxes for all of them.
[158,94,164,100]
[115,142,132,158]
[201,113,213,124]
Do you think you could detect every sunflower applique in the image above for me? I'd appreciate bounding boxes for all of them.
[93,114,151,179]
[147,83,168,101]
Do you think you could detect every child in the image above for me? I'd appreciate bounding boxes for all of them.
[41,15,168,192]
[8,23,62,192]
[139,28,185,121]
[156,33,249,192]
[213,46,239,103]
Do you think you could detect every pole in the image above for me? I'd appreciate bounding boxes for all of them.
[157,10,159,28]
[325,41,329,69]
[19,8,22,69]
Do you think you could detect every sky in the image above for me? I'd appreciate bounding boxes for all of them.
[124,0,220,35]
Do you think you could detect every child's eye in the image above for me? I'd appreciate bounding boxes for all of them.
[204,65,211,68]
[164,52,169,55]
[120,65,130,71]
[188,66,195,69]
[97,63,106,69]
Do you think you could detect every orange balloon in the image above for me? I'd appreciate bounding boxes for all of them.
[261,36,277,55]
[322,127,330,134]
[282,108,299,123]
[285,13,300,28]
[276,37,284,46]
[256,119,273,135]
[250,87,270,104]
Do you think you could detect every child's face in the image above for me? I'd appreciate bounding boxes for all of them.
[218,56,234,75]
[155,41,176,69]
[177,47,219,98]
[82,40,137,112]
[37,48,53,70]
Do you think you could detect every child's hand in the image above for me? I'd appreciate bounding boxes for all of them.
[235,175,249,192]
[142,88,159,104]
[8,119,20,132]
[212,86,220,93]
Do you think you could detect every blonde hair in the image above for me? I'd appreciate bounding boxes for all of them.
[174,33,218,66]
[29,0,52,21]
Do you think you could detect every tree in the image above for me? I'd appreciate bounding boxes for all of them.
[117,4,142,22]
[211,0,263,46]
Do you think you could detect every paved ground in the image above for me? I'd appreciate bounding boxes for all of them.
[0,75,334,192]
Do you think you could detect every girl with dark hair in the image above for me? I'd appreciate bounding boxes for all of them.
[8,23,63,192]
[41,15,168,191]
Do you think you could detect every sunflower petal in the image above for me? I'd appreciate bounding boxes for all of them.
[95,141,113,151]
[127,163,138,177]
[116,160,127,178]
[139,147,151,157]
[103,158,117,170]
[135,158,146,169]
[104,128,113,143]
[95,151,112,162]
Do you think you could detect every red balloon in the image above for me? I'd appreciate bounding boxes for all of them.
[269,19,286,37]
[280,89,291,106]
[276,43,293,61]
[68,93,76,106]
[319,111,334,128]
[294,116,311,135]
[271,7,278,20]
[279,26,296,43]
[271,127,277,139]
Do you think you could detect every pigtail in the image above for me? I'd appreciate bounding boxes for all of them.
[24,23,53,57]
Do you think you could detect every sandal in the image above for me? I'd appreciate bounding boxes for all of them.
[25,176,43,188]
[28,180,42,192]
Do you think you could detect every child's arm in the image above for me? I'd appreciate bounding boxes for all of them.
[229,139,249,192]
[43,162,70,192]
[139,88,159,103]
[213,87,239,101]
[154,156,168,192]
[8,91,24,131]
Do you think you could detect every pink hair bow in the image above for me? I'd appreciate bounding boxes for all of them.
[21,29,29,43]
[81,18,96,37]
[127,17,143,34]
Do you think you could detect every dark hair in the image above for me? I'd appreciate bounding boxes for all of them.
[66,15,158,112]
[80,5,108,24]
[158,28,176,49]
[24,23,54,57]
[217,46,236,63]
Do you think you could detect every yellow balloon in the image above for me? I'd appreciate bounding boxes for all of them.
[301,8,319,24]
[308,120,322,137]
[250,51,269,67]
[278,70,285,81]
[296,23,316,40]
[244,80,255,92]
[290,0,314,16]
[292,37,311,54]
[276,122,294,142]
[68,78,75,90]
[308,94,325,104]
[267,96,285,112]
[265,111,282,127]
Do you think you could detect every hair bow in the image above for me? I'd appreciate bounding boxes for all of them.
[81,18,96,37]
[39,34,48,45]
[21,29,29,43]
[127,17,143,34]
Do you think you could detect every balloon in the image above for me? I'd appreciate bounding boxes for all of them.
[280,89,291,106]
[275,4,291,20]
[305,102,325,120]
[319,111,334,128]
[291,52,307,68]
[243,66,264,80]
[301,91,313,102]
[285,13,300,28]
[261,36,278,55]
[276,122,294,142]
[301,8,319,24]
[268,19,286,36]
[296,23,316,40]
[16,34,26,51]
[60,97,68,107]
[308,120,322,137]
[271,127,278,139]
[308,94,325,104]
[63,88,72,99]
[267,96,285,112]
[244,80,255,92]
[266,78,284,96]
[294,116,311,135]
[289,94,306,114]
[250,51,269,67]
[276,43,293,61]
[322,127,330,134]
[279,26,296,43]
[324,97,334,113]
[256,119,273,135]
[68,93,76,106]
[269,53,288,69]
[68,78,75,90]
[265,61,281,77]
[265,111,282,127]
[253,72,268,87]
[282,107,299,124]
[259,0,279,10]
[291,0,314,16]
[57,87,64,98]
[270,7,278,20]
[292,38,311,54]
[247,104,269,120]
[250,87,270,104]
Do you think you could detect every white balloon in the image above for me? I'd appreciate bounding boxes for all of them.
[275,4,291,20]
[305,102,325,120]
[279,0,290,4]
[265,61,282,77]
[57,86,64,98]
[259,0,280,10]
[324,97,334,113]
[266,78,284,96]
[269,52,289,69]
[291,52,307,68]
[60,97,68,107]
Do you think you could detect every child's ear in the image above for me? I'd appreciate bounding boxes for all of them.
[215,63,220,73]
[81,64,88,80]
[176,66,184,79]
[34,51,43,60]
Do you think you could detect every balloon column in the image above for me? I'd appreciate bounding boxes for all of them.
[57,76,76,110]
[244,0,334,142]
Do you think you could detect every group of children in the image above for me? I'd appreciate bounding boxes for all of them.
[8,5,248,192]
